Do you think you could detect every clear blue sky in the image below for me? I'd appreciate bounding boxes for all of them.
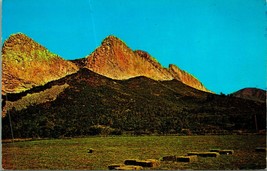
[2,0,267,94]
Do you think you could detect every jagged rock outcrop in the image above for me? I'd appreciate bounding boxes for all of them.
[2,33,79,94]
[76,35,210,92]
[168,64,210,92]
[79,36,173,80]
[2,33,211,94]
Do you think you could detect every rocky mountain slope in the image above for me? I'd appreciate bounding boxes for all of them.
[72,35,210,92]
[168,64,209,92]
[2,33,79,94]
[231,88,266,103]
[2,33,210,93]
[73,36,172,80]
[2,33,211,94]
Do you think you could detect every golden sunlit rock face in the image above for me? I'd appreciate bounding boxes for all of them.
[168,64,211,92]
[82,36,173,80]
[2,33,79,94]
[76,35,211,92]
[2,33,211,94]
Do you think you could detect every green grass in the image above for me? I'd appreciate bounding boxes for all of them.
[2,135,266,170]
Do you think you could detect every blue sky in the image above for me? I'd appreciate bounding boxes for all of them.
[2,0,267,94]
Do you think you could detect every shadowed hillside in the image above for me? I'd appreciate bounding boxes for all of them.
[3,68,265,138]
[231,88,266,103]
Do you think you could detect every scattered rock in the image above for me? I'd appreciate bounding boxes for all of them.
[88,148,94,153]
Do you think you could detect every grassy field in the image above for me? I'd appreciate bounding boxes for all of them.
[2,135,266,170]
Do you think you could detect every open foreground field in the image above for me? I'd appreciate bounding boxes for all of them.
[2,135,266,170]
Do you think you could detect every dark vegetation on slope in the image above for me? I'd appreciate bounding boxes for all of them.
[2,68,265,139]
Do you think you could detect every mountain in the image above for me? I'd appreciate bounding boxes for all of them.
[2,33,79,94]
[2,33,265,139]
[2,33,211,93]
[2,33,210,94]
[72,35,210,92]
[2,68,265,138]
[231,88,266,103]
[72,36,173,80]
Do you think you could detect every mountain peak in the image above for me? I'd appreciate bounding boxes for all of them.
[75,36,211,92]
[7,32,30,40]
[3,32,48,58]
[11,32,30,37]
[81,35,173,80]
[2,32,78,94]
[104,35,120,41]
[101,35,125,46]
[231,88,266,103]
[4,33,44,50]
